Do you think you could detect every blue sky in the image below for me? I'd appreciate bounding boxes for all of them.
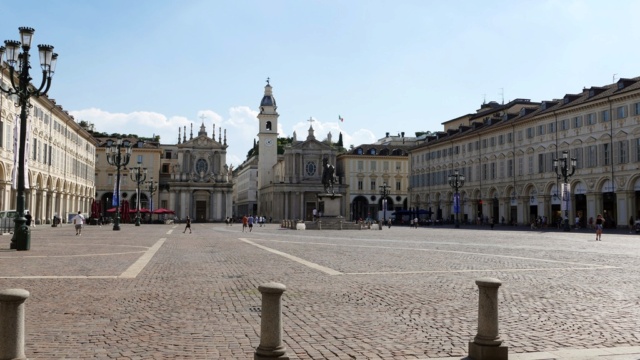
[3,0,640,167]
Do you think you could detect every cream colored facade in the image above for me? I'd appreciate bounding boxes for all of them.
[336,135,413,222]
[0,75,96,224]
[409,77,640,228]
[94,138,162,218]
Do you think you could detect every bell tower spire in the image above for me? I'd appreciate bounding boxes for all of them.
[257,78,279,196]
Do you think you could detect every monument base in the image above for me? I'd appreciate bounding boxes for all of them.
[468,341,508,360]
[317,193,343,217]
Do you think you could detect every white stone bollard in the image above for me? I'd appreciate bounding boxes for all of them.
[254,282,289,360]
[0,288,30,360]
[468,278,508,360]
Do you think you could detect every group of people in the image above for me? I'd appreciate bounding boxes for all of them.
[241,215,268,232]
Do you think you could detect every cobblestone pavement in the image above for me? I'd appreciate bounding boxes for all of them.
[1,223,639,359]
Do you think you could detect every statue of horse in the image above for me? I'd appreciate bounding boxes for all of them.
[321,158,335,194]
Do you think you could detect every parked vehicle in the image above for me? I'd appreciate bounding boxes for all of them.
[0,210,30,232]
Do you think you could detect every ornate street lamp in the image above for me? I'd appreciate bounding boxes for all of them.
[378,182,391,224]
[146,177,158,213]
[0,27,58,250]
[553,150,576,232]
[130,163,147,226]
[448,169,465,228]
[106,139,132,230]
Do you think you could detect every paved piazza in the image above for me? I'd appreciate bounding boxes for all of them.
[1,223,640,359]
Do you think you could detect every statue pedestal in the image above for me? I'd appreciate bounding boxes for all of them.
[317,193,342,217]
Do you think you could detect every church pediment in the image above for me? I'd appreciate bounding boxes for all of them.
[179,135,223,150]
[293,139,331,151]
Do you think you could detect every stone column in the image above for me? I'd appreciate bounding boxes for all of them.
[0,288,29,360]
[468,277,508,360]
[254,282,289,360]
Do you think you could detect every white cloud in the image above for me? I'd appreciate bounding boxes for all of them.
[70,108,377,168]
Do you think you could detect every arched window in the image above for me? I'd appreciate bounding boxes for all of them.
[369,148,377,155]
[356,148,363,155]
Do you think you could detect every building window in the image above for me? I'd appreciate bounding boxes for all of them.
[370,161,376,171]
[165,151,172,159]
[560,119,570,130]
[383,161,389,171]
[526,127,534,138]
[601,109,610,122]
[617,140,628,164]
[482,164,487,180]
[396,161,401,171]
[498,135,504,145]
[162,164,170,173]
[616,105,627,119]
[396,181,401,191]
[528,155,534,174]
[108,174,113,185]
[636,139,640,162]
[518,158,523,176]
[507,133,513,143]
[357,180,363,190]
[490,137,495,147]
[586,113,597,125]
[538,153,545,173]
[634,102,640,116]
[572,116,582,128]
[548,122,556,133]
[603,143,610,165]
[507,159,513,177]
[587,145,597,167]
[490,162,496,179]
[537,125,545,136]
[357,161,363,171]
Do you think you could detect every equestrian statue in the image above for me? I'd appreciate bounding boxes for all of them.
[321,157,335,194]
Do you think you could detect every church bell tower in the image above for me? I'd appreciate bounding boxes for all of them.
[257,79,279,191]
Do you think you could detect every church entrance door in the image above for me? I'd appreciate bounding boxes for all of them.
[196,201,207,222]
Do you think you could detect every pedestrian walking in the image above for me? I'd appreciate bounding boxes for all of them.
[25,210,33,227]
[414,217,418,229]
[490,217,494,229]
[183,216,192,234]
[575,215,581,229]
[248,215,254,232]
[387,218,392,228]
[595,214,604,241]
[242,215,248,232]
[72,211,85,236]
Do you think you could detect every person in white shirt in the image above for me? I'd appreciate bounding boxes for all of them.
[72,211,85,236]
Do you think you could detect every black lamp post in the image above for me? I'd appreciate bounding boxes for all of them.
[448,169,465,228]
[106,139,132,230]
[0,27,57,250]
[146,177,158,212]
[379,182,390,224]
[130,164,147,226]
[553,150,576,232]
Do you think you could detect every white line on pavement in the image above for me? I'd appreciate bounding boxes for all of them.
[239,238,343,275]
[252,238,609,268]
[166,229,174,235]
[119,238,166,278]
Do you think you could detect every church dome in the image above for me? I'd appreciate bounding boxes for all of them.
[260,95,276,107]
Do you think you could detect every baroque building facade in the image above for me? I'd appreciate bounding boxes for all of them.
[253,82,346,221]
[409,77,640,228]
[0,72,96,224]
[160,123,233,222]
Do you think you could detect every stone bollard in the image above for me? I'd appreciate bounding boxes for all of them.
[0,288,30,360]
[254,282,289,360]
[468,278,508,360]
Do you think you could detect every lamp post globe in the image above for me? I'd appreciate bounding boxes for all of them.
[0,27,58,250]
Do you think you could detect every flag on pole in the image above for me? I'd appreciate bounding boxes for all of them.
[339,115,344,122]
